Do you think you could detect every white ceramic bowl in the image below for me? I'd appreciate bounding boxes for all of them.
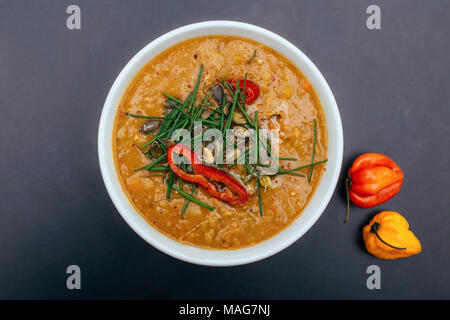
[98,21,343,266]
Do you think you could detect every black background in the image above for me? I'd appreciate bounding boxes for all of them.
[0,0,449,299]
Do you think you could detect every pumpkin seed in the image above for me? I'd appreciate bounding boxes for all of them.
[232,112,246,124]
[202,147,215,164]
[212,84,224,104]
[164,98,177,109]
[149,142,164,158]
[201,110,212,120]
[223,101,232,115]
[257,166,278,176]
[140,120,160,133]
[233,126,250,138]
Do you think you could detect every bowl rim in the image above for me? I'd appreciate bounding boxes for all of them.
[98,20,343,266]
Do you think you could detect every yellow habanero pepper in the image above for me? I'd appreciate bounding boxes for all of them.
[362,211,422,260]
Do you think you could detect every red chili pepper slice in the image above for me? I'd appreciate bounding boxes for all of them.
[167,144,250,206]
[229,79,260,104]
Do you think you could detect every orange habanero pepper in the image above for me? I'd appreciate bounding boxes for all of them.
[363,211,421,259]
[345,153,403,222]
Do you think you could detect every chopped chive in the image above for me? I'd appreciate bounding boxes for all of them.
[166,171,174,199]
[140,134,161,150]
[201,119,220,126]
[147,166,170,171]
[173,186,214,211]
[247,49,257,64]
[244,161,252,174]
[180,199,189,216]
[159,103,184,138]
[132,143,151,159]
[281,159,328,175]
[242,73,248,91]
[255,111,260,164]
[179,175,183,189]
[166,93,192,138]
[180,186,198,216]
[144,173,166,178]
[220,94,226,133]
[125,113,165,119]
[190,90,211,128]
[260,139,280,168]
[170,118,190,142]
[168,101,190,118]
[145,153,167,170]
[287,172,305,177]
[133,153,167,172]
[256,163,271,167]
[255,112,263,217]
[308,119,317,183]
[257,174,263,217]
[150,196,183,206]
[243,210,257,222]
[145,132,168,150]
[188,65,204,109]
[162,93,184,105]
[223,81,255,128]
[133,164,169,172]
[224,79,240,134]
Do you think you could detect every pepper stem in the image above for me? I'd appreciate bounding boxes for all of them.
[370,222,407,250]
[344,176,351,223]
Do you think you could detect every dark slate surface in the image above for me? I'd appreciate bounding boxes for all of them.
[0,0,449,299]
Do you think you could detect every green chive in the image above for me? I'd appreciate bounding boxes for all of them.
[180,186,198,216]
[173,186,214,211]
[257,174,263,217]
[224,79,240,133]
[125,113,165,119]
[201,119,220,126]
[133,153,167,172]
[308,119,317,183]
[166,171,174,199]
[223,81,255,128]
[280,159,328,175]
[247,49,257,64]
[220,94,226,133]
[144,173,166,178]
[162,93,184,105]
[244,210,257,222]
[255,111,260,164]
[147,166,170,171]
[145,132,168,150]
[287,172,305,177]
[188,65,204,109]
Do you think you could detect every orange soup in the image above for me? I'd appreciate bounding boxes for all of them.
[114,35,327,249]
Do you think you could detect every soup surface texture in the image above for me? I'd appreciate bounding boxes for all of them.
[114,35,327,249]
